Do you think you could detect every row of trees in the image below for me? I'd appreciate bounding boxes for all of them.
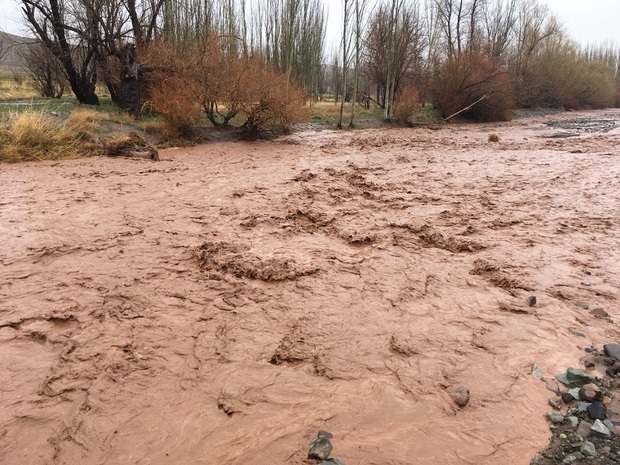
[18,0,620,128]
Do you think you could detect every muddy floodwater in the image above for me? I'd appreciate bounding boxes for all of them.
[1,110,620,465]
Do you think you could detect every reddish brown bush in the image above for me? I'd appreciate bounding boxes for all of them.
[432,52,514,122]
[142,43,201,137]
[394,84,421,126]
[144,39,303,137]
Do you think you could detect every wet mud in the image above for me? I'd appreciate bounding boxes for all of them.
[1,109,620,464]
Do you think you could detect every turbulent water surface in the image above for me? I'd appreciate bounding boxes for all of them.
[1,109,620,465]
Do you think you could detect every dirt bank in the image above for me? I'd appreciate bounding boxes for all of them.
[1,110,620,465]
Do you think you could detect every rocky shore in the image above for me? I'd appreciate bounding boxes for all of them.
[532,345,620,464]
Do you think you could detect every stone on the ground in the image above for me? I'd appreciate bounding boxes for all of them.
[309,431,334,461]
[604,420,614,430]
[563,454,581,465]
[562,392,575,404]
[604,344,620,362]
[568,388,582,400]
[531,364,544,378]
[577,420,593,438]
[612,426,620,437]
[576,402,592,413]
[528,296,537,307]
[591,419,612,439]
[580,383,602,402]
[546,412,564,424]
[447,386,470,408]
[591,308,609,318]
[575,302,590,310]
[549,398,562,410]
[580,441,597,457]
[606,362,620,377]
[567,416,580,428]
[321,460,345,465]
[587,402,607,421]
[545,379,560,393]
[556,368,593,387]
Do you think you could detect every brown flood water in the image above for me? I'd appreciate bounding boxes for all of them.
[1,110,620,465]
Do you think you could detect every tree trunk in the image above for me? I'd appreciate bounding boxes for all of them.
[117,44,141,116]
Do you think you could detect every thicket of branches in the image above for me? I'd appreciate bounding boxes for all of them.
[19,0,620,128]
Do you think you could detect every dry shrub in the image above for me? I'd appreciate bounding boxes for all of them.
[142,43,201,137]
[579,61,616,109]
[433,52,514,122]
[0,111,96,162]
[394,84,421,126]
[488,133,499,142]
[519,41,617,110]
[144,39,303,137]
[240,59,304,137]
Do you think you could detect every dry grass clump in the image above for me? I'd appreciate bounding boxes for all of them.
[142,121,166,134]
[0,111,97,162]
[488,133,499,142]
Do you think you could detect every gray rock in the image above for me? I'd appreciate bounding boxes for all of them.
[575,301,590,310]
[606,362,620,377]
[581,441,597,457]
[528,296,537,307]
[568,388,582,401]
[567,416,580,428]
[447,386,470,408]
[531,364,544,378]
[563,455,579,465]
[604,344,620,362]
[592,420,612,439]
[577,420,593,438]
[546,412,564,424]
[604,420,614,430]
[572,331,586,338]
[309,432,333,461]
[587,402,607,421]
[577,402,592,413]
[549,398,562,410]
[321,460,345,465]
[556,368,593,387]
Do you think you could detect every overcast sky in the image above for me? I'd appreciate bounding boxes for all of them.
[2,0,619,47]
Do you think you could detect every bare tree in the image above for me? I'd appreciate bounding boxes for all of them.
[22,41,66,98]
[348,0,369,127]
[21,0,100,105]
[337,0,352,129]
[366,0,425,116]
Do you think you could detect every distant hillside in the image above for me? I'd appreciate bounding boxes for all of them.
[0,31,36,75]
